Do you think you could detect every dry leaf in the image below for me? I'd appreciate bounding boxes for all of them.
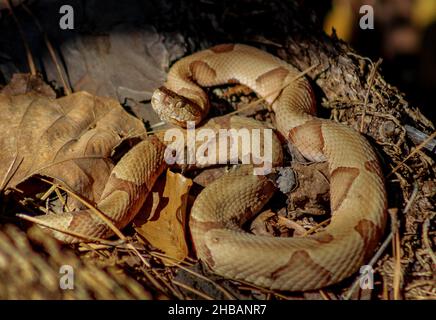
[42,25,179,100]
[133,169,193,264]
[0,91,146,210]
[0,73,56,98]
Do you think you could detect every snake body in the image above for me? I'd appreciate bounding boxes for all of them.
[30,44,387,291]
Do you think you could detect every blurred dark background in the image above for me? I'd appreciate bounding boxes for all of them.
[317,0,435,120]
[0,0,435,121]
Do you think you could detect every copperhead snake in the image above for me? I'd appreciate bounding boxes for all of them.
[28,44,387,291]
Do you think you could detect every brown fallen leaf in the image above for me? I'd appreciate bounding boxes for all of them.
[287,162,330,217]
[42,25,186,117]
[0,91,146,211]
[0,73,56,98]
[133,169,192,265]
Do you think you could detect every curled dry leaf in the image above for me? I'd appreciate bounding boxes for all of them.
[287,162,330,217]
[0,91,146,210]
[133,170,193,265]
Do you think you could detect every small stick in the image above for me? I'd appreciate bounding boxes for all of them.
[360,59,382,132]
[422,217,436,266]
[145,63,319,137]
[5,0,37,75]
[54,187,70,211]
[22,177,153,269]
[343,228,394,300]
[22,3,72,95]
[39,185,57,201]
[301,218,331,236]
[171,279,214,300]
[226,63,320,117]
[391,209,402,300]
[388,130,436,177]
[235,279,292,300]
[150,121,166,129]
[149,251,236,300]
[319,289,330,300]
[38,177,127,240]
[0,154,22,193]
[343,182,419,300]
[16,213,121,245]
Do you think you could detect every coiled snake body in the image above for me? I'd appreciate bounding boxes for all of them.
[32,44,387,291]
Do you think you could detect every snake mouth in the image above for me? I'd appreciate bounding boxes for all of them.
[151,86,203,127]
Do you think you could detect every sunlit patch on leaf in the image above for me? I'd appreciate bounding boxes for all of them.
[133,170,192,265]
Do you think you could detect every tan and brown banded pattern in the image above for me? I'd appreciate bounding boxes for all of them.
[34,44,387,291]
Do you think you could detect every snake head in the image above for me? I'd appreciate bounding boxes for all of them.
[151,87,204,128]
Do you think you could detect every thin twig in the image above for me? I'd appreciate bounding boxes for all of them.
[301,218,331,236]
[235,279,293,300]
[422,216,436,266]
[171,279,214,300]
[0,154,22,193]
[148,250,194,267]
[39,185,57,201]
[144,63,318,138]
[226,63,320,117]
[403,182,419,214]
[38,177,127,240]
[150,121,166,129]
[360,59,382,132]
[149,251,236,300]
[343,228,394,300]
[16,214,123,245]
[319,289,330,300]
[142,265,187,299]
[22,3,72,95]
[22,177,153,269]
[5,0,36,75]
[54,187,71,211]
[391,208,402,300]
[388,130,436,177]
[344,181,419,300]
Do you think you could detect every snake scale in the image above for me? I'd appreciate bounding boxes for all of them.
[29,44,387,291]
